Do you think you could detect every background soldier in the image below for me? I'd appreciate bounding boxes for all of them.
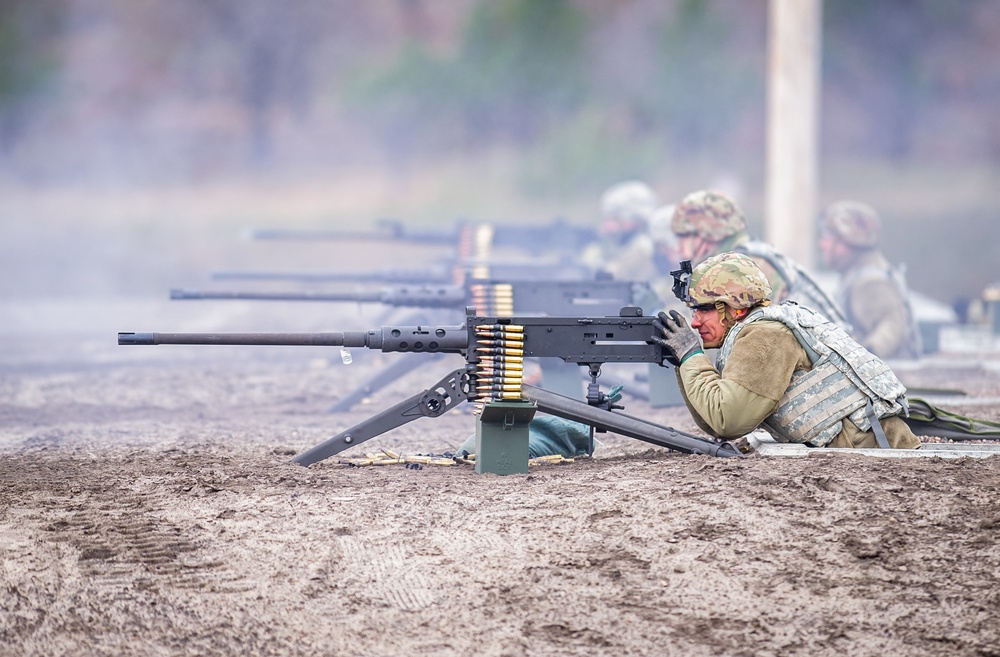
[819,200,922,360]
[670,189,851,330]
[651,252,920,450]
[580,180,660,282]
[647,203,681,304]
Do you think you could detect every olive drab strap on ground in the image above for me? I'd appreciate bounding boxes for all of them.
[717,302,909,447]
[839,263,922,358]
[735,240,852,331]
[904,397,1000,440]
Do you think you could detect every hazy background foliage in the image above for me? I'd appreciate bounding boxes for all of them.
[0,0,997,304]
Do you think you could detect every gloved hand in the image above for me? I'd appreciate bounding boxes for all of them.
[651,310,703,367]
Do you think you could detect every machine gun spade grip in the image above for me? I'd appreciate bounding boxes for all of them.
[293,368,473,466]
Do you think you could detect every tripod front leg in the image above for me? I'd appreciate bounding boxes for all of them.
[293,368,471,466]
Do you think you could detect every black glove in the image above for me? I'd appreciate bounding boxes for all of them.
[651,310,703,367]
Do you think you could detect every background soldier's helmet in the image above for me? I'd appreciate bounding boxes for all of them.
[687,252,772,309]
[822,200,881,248]
[599,181,659,224]
[670,189,746,241]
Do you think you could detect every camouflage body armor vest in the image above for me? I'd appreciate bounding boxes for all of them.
[716,302,908,447]
[840,263,922,359]
[735,240,852,332]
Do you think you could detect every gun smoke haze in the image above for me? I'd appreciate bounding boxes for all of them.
[2,4,1000,656]
[0,1,998,309]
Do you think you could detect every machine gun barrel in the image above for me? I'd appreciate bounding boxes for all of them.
[210,267,453,284]
[169,285,467,308]
[244,219,597,255]
[209,259,591,286]
[169,279,653,317]
[246,218,447,244]
[118,332,365,347]
[118,325,469,351]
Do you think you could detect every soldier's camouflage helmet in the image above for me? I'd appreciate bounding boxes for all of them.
[671,189,746,241]
[822,200,881,248]
[600,181,659,224]
[687,251,772,309]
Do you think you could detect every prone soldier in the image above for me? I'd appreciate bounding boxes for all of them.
[652,252,920,451]
[670,189,851,330]
[818,200,922,360]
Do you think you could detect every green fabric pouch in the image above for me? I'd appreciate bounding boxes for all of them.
[458,416,592,458]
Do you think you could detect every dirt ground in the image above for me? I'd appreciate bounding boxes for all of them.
[2,294,1000,657]
[2,178,1000,656]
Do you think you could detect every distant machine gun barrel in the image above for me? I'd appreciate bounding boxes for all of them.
[169,285,468,308]
[246,218,448,244]
[168,279,653,316]
[243,218,597,255]
[210,267,454,284]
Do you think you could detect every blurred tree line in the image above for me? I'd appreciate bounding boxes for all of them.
[0,0,997,188]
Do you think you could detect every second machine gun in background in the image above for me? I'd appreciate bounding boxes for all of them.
[169,277,654,316]
[245,217,599,257]
[119,306,740,468]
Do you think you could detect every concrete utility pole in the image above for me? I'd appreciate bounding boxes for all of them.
[765,0,822,269]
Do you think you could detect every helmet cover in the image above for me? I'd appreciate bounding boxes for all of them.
[687,251,772,309]
[671,189,746,241]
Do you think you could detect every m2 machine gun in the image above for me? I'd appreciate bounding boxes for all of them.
[170,278,655,317]
[119,306,740,473]
[169,277,678,409]
[246,217,598,256]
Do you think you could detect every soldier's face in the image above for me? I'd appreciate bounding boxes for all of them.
[819,230,852,271]
[690,306,728,347]
[676,234,715,264]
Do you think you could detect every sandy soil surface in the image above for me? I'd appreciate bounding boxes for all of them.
[2,294,1000,657]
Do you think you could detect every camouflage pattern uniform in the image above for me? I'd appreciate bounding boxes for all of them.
[821,201,922,359]
[671,252,920,449]
[672,190,851,331]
